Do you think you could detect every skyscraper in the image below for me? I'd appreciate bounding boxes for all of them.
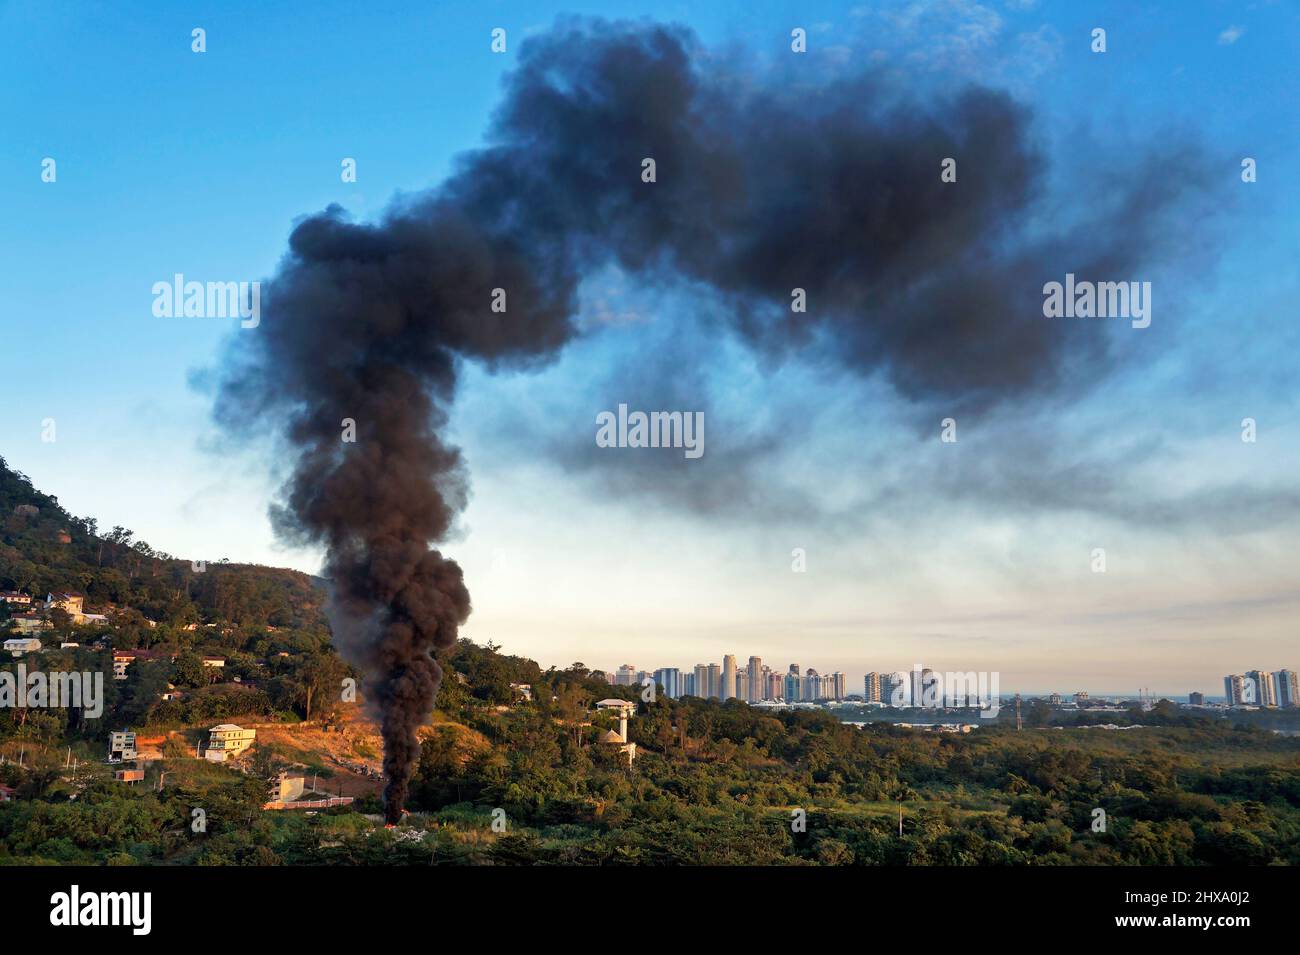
[1224,674,1246,705]
[804,668,820,701]
[653,667,682,699]
[1275,670,1299,708]
[615,664,638,686]
[748,656,763,702]
[784,668,802,702]
[693,664,710,699]
[831,672,846,700]
[1245,669,1277,707]
[910,667,938,708]
[682,672,695,697]
[706,663,721,699]
[882,671,906,706]
[722,655,737,700]
[865,672,882,703]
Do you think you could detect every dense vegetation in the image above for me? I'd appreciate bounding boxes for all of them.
[1,457,1297,866]
[0,457,350,738]
[3,638,1297,866]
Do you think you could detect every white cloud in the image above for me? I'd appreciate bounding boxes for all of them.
[1218,25,1246,45]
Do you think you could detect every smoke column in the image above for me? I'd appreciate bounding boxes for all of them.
[215,20,1215,821]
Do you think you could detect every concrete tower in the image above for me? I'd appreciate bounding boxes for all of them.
[722,655,737,700]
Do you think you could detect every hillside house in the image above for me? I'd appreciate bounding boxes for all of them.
[3,637,43,656]
[205,724,256,762]
[11,614,50,635]
[108,731,137,762]
[270,772,306,803]
[1,591,31,608]
[112,648,169,680]
[45,592,85,617]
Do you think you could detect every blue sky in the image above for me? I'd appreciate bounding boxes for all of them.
[1,0,1298,694]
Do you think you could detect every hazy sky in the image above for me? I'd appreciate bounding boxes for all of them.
[2,1,1298,695]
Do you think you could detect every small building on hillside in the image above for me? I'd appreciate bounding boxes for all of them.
[1,591,31,608]
[45,592,85,617]
[11,614,50,635]
[201,656,226,669]
[114,768,145,784]
[270,772,306,803]
[0,784,16,802]
[3,637,43,656]
[595,699,638,766]
[108,731,137,762]
[205,724,256,762]
[112,648,170,680]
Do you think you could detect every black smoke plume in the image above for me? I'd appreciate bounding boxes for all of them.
[215,19,1216,821]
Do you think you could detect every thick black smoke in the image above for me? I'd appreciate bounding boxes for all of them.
[215,19,1215,820]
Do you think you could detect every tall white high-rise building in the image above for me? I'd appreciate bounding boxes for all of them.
[706,663,721,699]
[1224,674,1246,705]
[804,668,821,701]
[882,671,906,706]
[865,672,882,703]
[909,667,938,707]
[748,656,763,702]
[1274,670,1299,708]
[722,655,737,700]
[693,664,710,699]
[767,669,784,701]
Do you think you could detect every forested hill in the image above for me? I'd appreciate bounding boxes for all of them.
[0,455,326,633]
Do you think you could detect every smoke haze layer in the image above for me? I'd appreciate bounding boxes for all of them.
[214,19,1218,820]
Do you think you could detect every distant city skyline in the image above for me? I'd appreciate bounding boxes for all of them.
[598,656,1300,704]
